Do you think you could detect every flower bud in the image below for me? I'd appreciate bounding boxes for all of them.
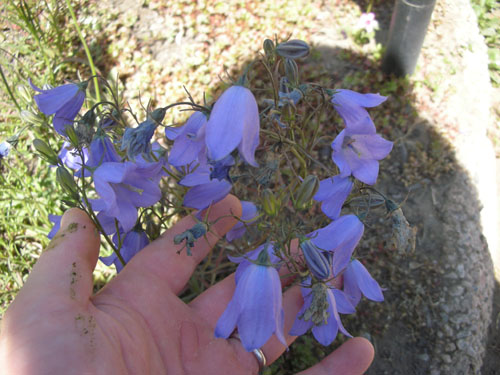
[285,58,299,86]
[56,166,79,199]
[294,175,319,210]
[145,220,161,240]
[262,189,280,217]
[300,239,331,280]
[20,110,44,125]
[276,39,310,59]
[33,139,59,165]
[150,107,167,124]
[16,84,32,103]
[64,125,80,148]
[263,39,275,59]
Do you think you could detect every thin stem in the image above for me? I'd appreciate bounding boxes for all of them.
[261,128,334,174]
[0,65,21,111]
[76,152,126,266]
[79,192,126,266]
[65,0,101,102]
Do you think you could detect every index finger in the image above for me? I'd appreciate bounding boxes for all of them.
[109,195,242,295]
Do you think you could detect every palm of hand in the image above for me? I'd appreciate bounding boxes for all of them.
[0,197,373,375]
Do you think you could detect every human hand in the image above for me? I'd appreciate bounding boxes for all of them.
[0,195,374,375]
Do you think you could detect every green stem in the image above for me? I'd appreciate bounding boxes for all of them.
[65,0,101,102]
[367,0,374,13]
[0,65,21,111]
[14,0,55,82]
[76,150,125,266]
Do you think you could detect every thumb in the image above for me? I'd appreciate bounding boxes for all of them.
[16,208,101,306]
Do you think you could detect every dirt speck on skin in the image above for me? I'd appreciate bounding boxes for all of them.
[67,222,78,233]
[70,262,80,299]
[74,313,97,354]
[43,238,59,252]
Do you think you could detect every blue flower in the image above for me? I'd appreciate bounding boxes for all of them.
[58,141,89,177]
[330,89,386,133]
[226,201,258,242]
[121,108,167,161]
[47,214,62,239]
[100,229,149,273]
[343,258,384,307]
[215,245,286,351]
[179,155,234,210]
[165,111,207,167]
[331,125,393,185]
[0,141,11,161]
[290,278,353,346]
[309,214,364,276]
[29,79,87,135]
[300,239,332,280]
[98,113,117,128]
[121,119,157,161]
[182,180,232,210]
[87,133,122,167]
[314,175,353,219]
[206,85,260,167]
[91,160,163,233]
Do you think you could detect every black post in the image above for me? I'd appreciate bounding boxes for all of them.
[382,0,436,76]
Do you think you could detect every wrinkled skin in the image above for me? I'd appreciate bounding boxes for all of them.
[0,195,374,375]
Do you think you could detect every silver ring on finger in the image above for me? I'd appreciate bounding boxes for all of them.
[230,332,267,372]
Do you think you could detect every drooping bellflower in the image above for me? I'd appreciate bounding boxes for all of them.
[330,89,386,133]
[343,258,384,307]
[29,79,87,135]
[87,133,122,168]
[91,160,163,233]
[206,85,260,167]
[313,175,353,219]
[331,119,393,185]
[309,214,364,276]
[226,201,258,242]
[180,155,234,210]
[100,229,149,273]
[121,108,166,161]
[215,244,286,351]
[58,141,89,176]
[289,278,354,346]
[165,111,207,167]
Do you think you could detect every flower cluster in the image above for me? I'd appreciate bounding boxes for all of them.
[214,85,391,348]
[26,37,396,351]
[29,79,168,269]
[167,85,260,210]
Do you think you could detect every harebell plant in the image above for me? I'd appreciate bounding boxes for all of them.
[16,37,404,351]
